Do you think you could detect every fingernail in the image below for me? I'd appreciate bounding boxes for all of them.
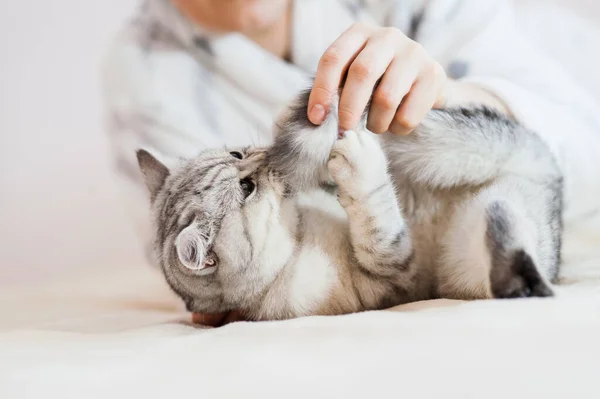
[338,128,346,139]
[309,104,326,125]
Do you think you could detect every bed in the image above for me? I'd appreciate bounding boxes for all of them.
[1,210,600,398]
[1,2,599,398]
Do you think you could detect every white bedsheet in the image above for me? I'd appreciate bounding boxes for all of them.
[1,208,599,399]
[2,4,600,399]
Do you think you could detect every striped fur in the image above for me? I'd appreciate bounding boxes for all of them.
[137,88,563,320]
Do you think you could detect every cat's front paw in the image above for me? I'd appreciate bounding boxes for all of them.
[327,129,388,206]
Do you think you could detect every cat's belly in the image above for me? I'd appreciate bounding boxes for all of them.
[294,184,480,311]
[292,190,365,315]
[397,180,479,294]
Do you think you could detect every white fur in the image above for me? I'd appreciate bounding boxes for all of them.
[175,222,208,272]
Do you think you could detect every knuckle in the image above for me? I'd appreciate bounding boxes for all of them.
[320,47,342,68]
[373,91,397,111]
[395,112,419,130]
[351,22,369,33]
[382,26,402,39]
[349,61,374,82]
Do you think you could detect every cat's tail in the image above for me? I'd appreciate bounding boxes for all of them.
[382,107,562,190]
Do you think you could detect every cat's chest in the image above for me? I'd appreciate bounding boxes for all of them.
[295,189,349,239]
[275,190,356,316]
[294,189,354,267]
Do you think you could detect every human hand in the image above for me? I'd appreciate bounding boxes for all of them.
[307,23,447,135]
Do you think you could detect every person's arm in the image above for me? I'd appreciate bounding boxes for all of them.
[308,0,600,220]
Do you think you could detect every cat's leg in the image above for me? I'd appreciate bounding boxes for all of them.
[382,108,561,190]
[438,179,557,299]
[327,129,414,278]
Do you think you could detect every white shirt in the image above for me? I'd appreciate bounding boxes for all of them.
[102,0,600,264]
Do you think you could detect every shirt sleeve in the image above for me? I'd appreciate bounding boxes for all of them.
[412,0,600,221]
[101,26,223,267]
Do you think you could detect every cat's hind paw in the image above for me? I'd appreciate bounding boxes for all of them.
[490,250,554,299]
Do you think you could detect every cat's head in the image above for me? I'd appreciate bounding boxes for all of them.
[136,146,290,315]
[136,88,340,315]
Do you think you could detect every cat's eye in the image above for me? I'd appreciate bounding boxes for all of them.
[240,178,255,199]
[230,151,243,160]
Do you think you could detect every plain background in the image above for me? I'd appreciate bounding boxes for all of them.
[0,0,599,286]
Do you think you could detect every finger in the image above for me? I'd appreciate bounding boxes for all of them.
[191,312,228,327]
[390,64,446,135]
[337,33,400,131]
[433,78,450,109]
[308,23,373,125]
[367,57,419,134]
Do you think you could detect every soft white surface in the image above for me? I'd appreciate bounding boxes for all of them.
[1,205,599,399]
[1,2,600,398]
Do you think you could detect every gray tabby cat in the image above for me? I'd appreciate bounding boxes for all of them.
[136,88,562,321]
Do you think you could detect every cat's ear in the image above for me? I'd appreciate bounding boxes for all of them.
[136,149,170,202]
[175,222,206,271]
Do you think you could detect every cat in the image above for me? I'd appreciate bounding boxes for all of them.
[136,88,563,321]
